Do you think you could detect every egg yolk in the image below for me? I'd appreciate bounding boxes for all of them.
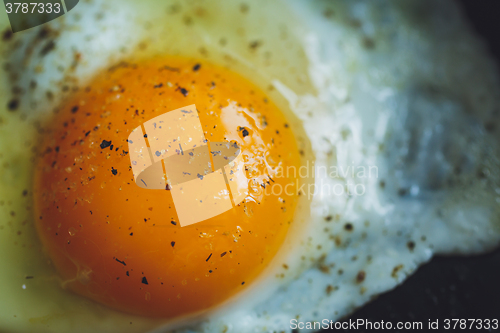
[33,56,301,318]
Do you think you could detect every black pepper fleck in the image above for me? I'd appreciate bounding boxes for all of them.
[193,63,201,71]
[111,167,118,175]
[40,40,56,56]
[38,26,51,39]
[115,258,126,266]
[2,29,13,41]
[100,140,112,149]
[7,99,19,111]
[249,40,261,49]
[142,277,149,285]
[398,188,408,196]
[240,127,249,137]
[356,271,366,283]
[176,87,188,96]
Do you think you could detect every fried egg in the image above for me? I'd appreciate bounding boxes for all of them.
[1,0,499,332]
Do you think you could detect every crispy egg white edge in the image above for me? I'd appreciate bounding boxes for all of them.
[1,0,500,333]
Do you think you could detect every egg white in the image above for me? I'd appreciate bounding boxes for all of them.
[1,0,499,333]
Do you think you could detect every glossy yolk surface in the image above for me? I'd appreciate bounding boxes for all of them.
[33,57,301,318]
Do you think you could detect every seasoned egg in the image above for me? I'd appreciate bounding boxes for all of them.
[1,0,500,332]
[33,56,302,319]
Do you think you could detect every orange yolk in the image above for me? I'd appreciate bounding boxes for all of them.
[33,56,301,318]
